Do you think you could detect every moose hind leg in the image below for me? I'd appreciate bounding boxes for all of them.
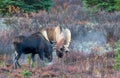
[13,51,21,69]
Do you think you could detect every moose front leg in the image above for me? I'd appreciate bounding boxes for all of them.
[30,53,35,68]
[38,49,45,61]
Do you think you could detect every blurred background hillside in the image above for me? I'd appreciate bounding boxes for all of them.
[0,0,119,54]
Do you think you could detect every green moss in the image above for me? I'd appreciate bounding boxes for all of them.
[22,70,32,77]
[114,40,120,70]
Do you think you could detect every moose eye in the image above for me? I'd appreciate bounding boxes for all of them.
[60,48,64,51]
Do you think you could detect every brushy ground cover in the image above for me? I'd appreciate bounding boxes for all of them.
[0,51,119,78]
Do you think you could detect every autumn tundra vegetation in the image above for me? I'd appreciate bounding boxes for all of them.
[0,0,120,78]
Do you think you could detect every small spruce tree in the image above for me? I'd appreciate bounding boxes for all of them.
[0,0,55,16]
[115,0,120,11]
[83,0,116,12]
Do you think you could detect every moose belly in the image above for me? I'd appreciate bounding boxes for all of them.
[22,47,37,54]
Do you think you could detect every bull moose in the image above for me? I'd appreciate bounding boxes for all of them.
[12,32,53,69]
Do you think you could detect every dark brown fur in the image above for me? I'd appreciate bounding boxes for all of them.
[13,32,53,69]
